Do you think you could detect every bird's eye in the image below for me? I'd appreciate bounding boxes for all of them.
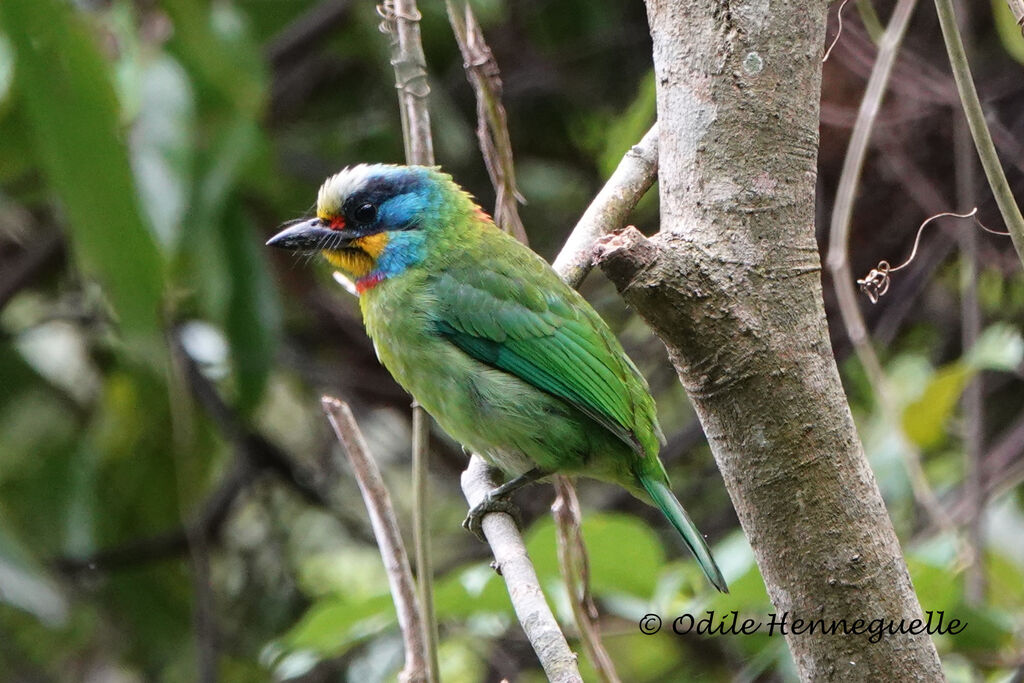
[353,203,377,223]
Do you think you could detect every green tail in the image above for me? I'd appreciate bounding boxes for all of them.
[639,473,729,593]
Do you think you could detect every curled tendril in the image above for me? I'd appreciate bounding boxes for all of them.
[857,260,891,304]
[856,208,1010,304]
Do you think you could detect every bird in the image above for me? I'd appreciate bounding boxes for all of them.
[267,163,728,592]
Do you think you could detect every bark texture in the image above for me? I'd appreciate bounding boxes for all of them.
[596,2,944,679]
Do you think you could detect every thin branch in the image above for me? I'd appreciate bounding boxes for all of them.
[825,0,917,392]
[824,0,958,531]
[953,0,986,606]
[856,0,885,43]
[552,477,620,683]
[322,397,428,683]
[185,526,218,683]
[823,0,851,63]
[934,0,1024,268]
[460,457,583,683]
[552,124,659,287]
[379,0,434,166]
[446,0,527,242]
[411,404,439,683]
[378,3,438,679]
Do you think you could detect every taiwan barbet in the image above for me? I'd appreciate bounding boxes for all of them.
[267,164,728,592]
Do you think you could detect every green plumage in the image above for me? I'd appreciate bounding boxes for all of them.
[270,164,727,592]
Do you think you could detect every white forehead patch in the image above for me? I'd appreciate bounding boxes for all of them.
[317,164,389,217]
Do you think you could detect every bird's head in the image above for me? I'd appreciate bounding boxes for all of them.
[267,164,471,292]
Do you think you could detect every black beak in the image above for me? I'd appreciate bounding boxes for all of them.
[266,218,356,250]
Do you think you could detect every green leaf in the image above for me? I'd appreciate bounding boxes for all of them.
[964,322,1024,371]
[130,55,196,252]
[277,594,394,657]
[222,201,280,412]
[902,324,1023,448]
[901,362,970,449]
[526,512,664,598]
[0,0,164,354]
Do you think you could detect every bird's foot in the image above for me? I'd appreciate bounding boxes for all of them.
[462,491,523,542]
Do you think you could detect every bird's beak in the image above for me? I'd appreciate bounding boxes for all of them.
[266,218,357,250]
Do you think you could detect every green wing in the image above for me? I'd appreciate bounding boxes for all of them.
[429,241,663,458]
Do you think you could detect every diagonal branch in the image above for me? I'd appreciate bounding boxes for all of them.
[934,0,1024,267]
[553,123,658,287]
[823,0,956,532]
[322,397,428,683]
[460,458,583,683]
[446,0,527,242]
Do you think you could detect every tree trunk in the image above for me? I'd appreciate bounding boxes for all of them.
[595,1,944,679]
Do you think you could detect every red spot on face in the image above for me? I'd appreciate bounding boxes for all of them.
[330,216,347,230]
[355,272,386,294]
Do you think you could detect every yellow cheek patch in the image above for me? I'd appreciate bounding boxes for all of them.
[321,232,389,279]
[351,232,389,259]
[323,249,373,278]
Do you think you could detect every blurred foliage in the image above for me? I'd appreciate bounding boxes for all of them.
[0,0,1021,681]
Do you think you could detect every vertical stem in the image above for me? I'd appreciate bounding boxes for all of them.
[411,404,440,683]
[953,0,985,607]
[826,0,955,530]
[856,0,885,42]
[552,477,621,683]
[934,0,1024,268]
[825,0,918,397]
[391,0,435,167]
[381,2,438,678]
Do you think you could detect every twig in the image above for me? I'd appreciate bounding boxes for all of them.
[552,124,659,287]
[460,457,583,683]
[378,3,439,679]
[953,2,986,606]
[856,0,885,43]
[411,404,439,683]
[825,0,917,389]
[934,0,1024,268]
[824,0,958,533]
[322,397,428,683]
[378,0,434,166]
[446,0,527,242]
[186,527,218,683]
[552,477,620,683]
